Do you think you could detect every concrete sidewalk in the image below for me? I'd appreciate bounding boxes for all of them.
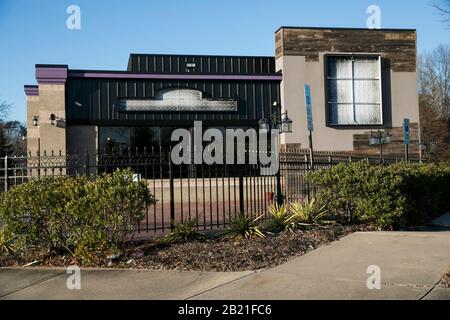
[1,231,450,300]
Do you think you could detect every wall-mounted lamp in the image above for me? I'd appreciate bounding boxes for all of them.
[258,118,270,131]
[369,129,392,161]
[49,113,57,125]
[259,101,293,134]
[280,111,293,134]
[32,115,39,127]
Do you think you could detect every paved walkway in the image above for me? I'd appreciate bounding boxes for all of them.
[1,231,450,300]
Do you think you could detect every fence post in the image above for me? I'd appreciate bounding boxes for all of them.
[85,150,90,176]
[238,167,244,214]
[168,147,175,229]
[4,156,8,192]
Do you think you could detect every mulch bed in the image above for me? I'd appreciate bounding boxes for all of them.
[0,224,375,272]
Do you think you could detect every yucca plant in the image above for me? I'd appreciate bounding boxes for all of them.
[289,198,329,226]
[160,219,206,244]
[267,203,298,233]
[220,213,265,239]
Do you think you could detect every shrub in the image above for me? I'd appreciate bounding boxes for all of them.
[289,198,329,226]
[306,162,450,229]
[0,228,19,255]
[0,169,154,263]
[267,204,298,232]
[161,219,205,244]
[220,213,265,239]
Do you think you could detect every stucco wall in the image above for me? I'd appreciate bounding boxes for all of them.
[26,84,67,155]
[276,28,420,156]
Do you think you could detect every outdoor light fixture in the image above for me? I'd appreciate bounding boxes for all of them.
[32,115,39,127]
[49,113,57,125]
[258,118,270,131]
[369,129,392,161]
[280,111,293,133]
[258,101,294,205]
[259,101,293,133]
[369,130,392,146]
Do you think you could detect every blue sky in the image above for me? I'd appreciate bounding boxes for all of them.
[0,0,448,123]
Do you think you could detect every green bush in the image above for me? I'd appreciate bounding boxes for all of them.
[306,162,450,229]
[0,169,154,263]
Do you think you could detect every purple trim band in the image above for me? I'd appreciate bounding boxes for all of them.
[24,85,39,96]
[68,72,282,81]
[36,66,67,84]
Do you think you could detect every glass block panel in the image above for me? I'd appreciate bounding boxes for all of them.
[327,79,353,103]
[328,103,354,125]
[353,80,380,104]
[355,104,382,125]
[353,57,379,79]
[327,57,352,79]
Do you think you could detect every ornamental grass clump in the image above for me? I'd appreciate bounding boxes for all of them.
[267,203,298,233]
[289,198,329,226]
[220,213,265,239]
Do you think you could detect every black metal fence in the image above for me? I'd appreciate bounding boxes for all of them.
[0,149,422,237]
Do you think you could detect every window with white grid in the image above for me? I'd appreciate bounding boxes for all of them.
[326,55,382,125]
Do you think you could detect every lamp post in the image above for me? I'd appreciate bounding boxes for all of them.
[369,129,392,163]
[259,101,293,205]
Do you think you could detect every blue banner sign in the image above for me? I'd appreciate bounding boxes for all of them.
[403,118,410,145]
[304,85,313,132]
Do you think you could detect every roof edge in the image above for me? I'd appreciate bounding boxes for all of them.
[275,26,416,34]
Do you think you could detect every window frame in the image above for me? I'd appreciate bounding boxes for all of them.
[324,53,384,127]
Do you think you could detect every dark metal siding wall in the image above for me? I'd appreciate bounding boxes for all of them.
[66,78,280,125]
[127,54,276,75]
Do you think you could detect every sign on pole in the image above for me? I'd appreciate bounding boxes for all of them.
[403,118,410,145]
[304,85,313,132]
[304,84,314,168]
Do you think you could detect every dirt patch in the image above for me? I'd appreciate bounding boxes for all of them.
[0,224,375,272]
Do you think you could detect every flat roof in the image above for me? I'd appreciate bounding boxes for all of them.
[129,53,275,59]
[275,26,416,33]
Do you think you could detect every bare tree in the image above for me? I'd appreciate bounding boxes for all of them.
[419,44,450,161]
[431,0,450,27]
[419,94,450,161]
[0,100,10,122]
[419,44,450,120]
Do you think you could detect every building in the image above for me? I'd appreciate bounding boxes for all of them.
[276,27,420,156]
[25,27,420,159]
